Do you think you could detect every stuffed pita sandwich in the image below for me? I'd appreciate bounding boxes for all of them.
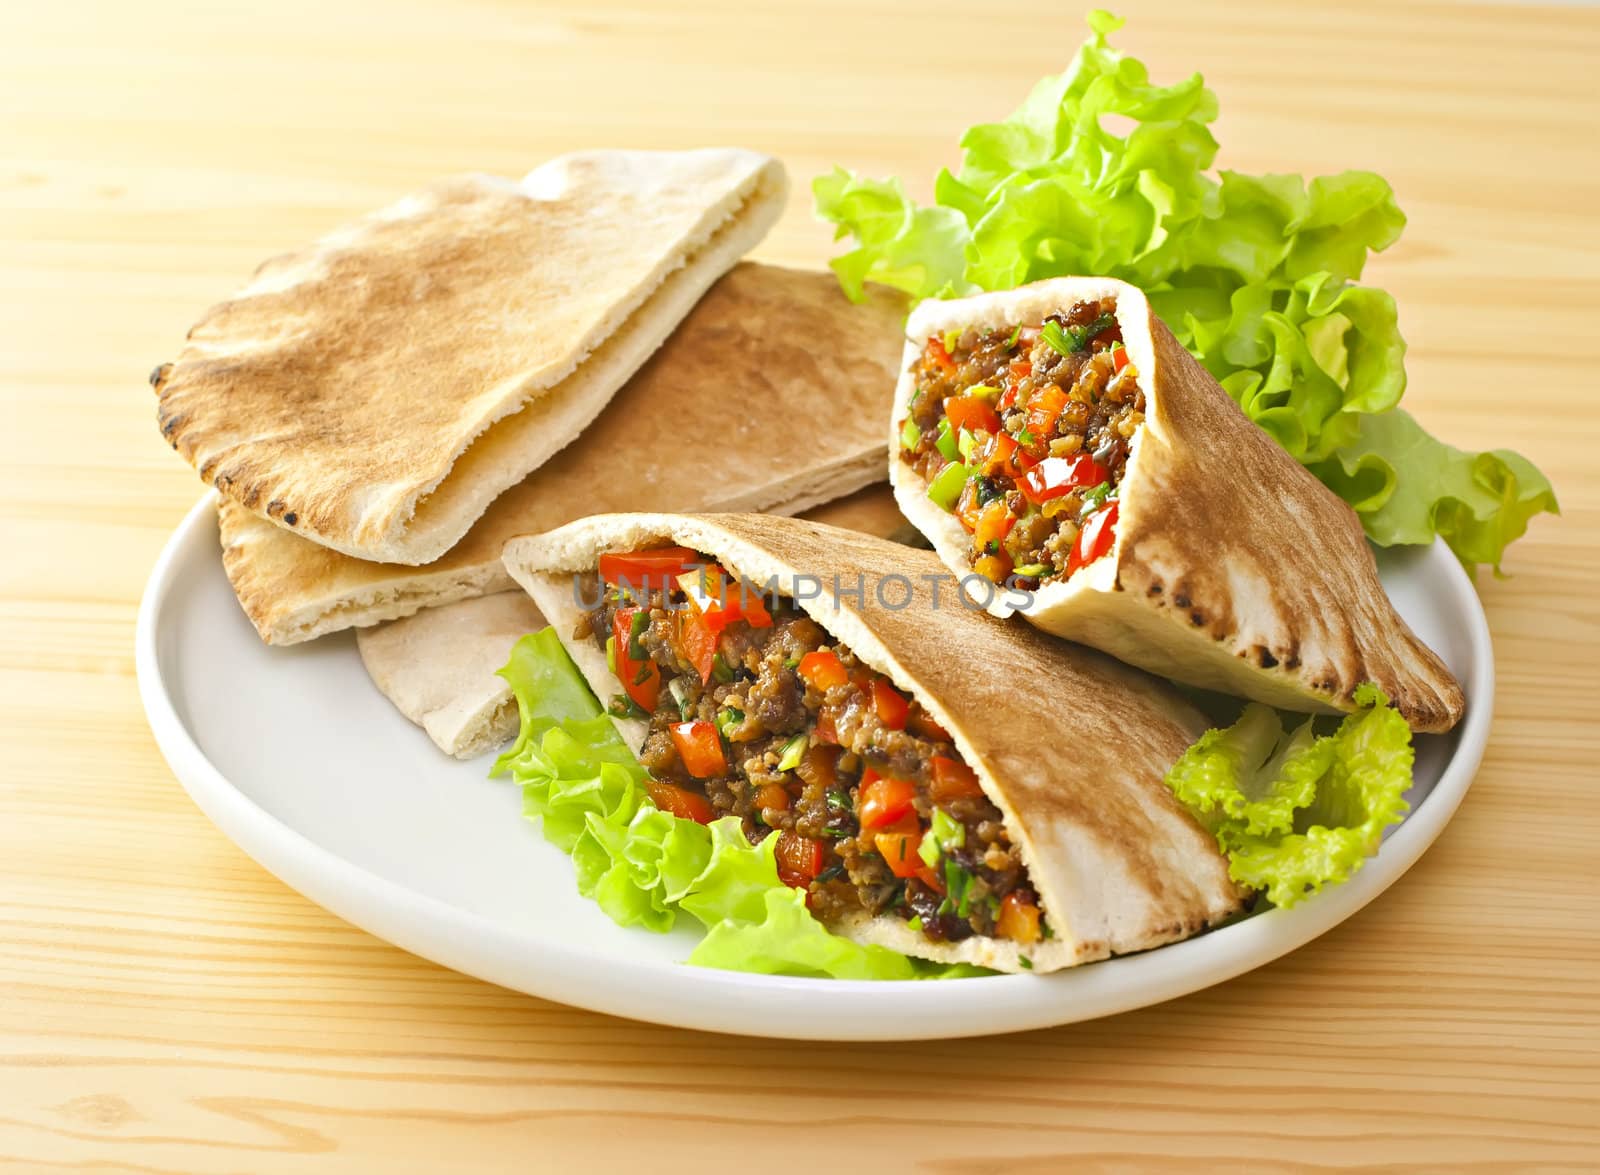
[358,485,911,759]
[889,276,1465,733]
[154,148,785,564]
[223,263,906,645]
[500,513,1244,974]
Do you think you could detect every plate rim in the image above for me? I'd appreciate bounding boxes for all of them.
[136,493,1495,1040]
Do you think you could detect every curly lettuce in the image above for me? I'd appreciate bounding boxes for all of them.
[1163,685,1414,907]
[493,631,988,979]
[814,9,1555,572]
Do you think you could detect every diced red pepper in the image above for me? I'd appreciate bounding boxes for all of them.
[930,755,984,803]
[776,832,827,888]
[670,720,727,779]
[870,678,909,731]
[599,546,701,591]
[1019,454,1108,504]
[908,710,952,742]
[677,610,720,685]
[926,335,955,373]
[858,774,916,830]
[1112,344,1131,374]
[647,780,714,824]
[997,891,1042,944]
[944,395,1000,436]
[1068,501,1120,575]
[1014,326,1040,353]
[874,813,926,879]
[680,567,773,633]
[611,608,660,712]
[954,476,984,534]
[797,650,849,692]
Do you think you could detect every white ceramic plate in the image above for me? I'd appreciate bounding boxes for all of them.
[137,496,1493,1040]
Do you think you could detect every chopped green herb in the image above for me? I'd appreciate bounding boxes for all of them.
[942,328,962,355]
[984,539,999,556]
[824,787,851,812]
[632,664,653,686]
[975,477,1005,506]
[626,610,649,660]
[1017,428,1035,445]
[1018,954,1033,970]
[1041,919,1055,940]
[934,418,961,461]
[926,461,970,510]
[783,656,800,670]
[944,858,975,918]
[778,733,808,772]
[1012,562,1051,577]
[667,676,692,720]
[964,383,1000,401]
[1040,320,1074,357]
[919,807,966,868]
[906,915,924,932]
[608,694,646,720]
[817,862,845,883]
[1005,324,1022,349]
[604,635,617,676]
[899,418,922,449]
[1042,314,1116,356]
[715,707,743,737]
[711,654,735,684]
[1081,481,1113,510]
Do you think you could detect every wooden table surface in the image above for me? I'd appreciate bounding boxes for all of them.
[4,0,1597,1169]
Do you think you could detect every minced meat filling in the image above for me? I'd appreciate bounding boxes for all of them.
[575,559,1047,947]
[898,295,1145,589]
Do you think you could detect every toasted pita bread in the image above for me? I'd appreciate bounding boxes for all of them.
[891,277,1465,733]
[358,485,910,758]
[155,149,786,564]
[222,264,907,645]
[502,513,1244,974]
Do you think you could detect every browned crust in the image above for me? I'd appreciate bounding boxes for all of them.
[1117,310,1466,732]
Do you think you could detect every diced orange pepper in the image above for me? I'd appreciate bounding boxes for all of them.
[756,782,791,812]
[944,395,1001,436]
[647,780,714,824]
[874,813,926,879]
[797,650,849,691]
[997,891,1042,944]
[858,774,916,830]
[870,679,910,731]
[930,755,984,802]
[669,720,727,778]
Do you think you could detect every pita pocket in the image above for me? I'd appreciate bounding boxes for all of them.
[155,148,786,564]
[357,485,910,759]
[501,513,1244,974]
[222,263,907,645]
[890,276,1465,733]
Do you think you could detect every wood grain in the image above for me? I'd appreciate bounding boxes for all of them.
[2,0,1598,1169]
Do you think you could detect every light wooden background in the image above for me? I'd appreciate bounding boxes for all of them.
[3,0,1597,1169]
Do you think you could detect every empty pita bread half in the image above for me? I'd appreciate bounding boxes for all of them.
[501,512,1245,974]
[154,148,786,564]
[357,590,546,759]
[221,263,908,645]
[356,485,910,758]
[889,276,1465,734]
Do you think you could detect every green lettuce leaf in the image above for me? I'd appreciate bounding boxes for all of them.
[1312,409,1560,574]
[493,631,992,980]
[1162,685,1414,907]
[812,9,1554,571]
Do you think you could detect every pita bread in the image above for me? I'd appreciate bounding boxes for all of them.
[502,513,1244,974]
[222,264,908,645]
[891,277,1465,734]
[356,591,545,759]
[155,149,786,564]
[357,485,910,758]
